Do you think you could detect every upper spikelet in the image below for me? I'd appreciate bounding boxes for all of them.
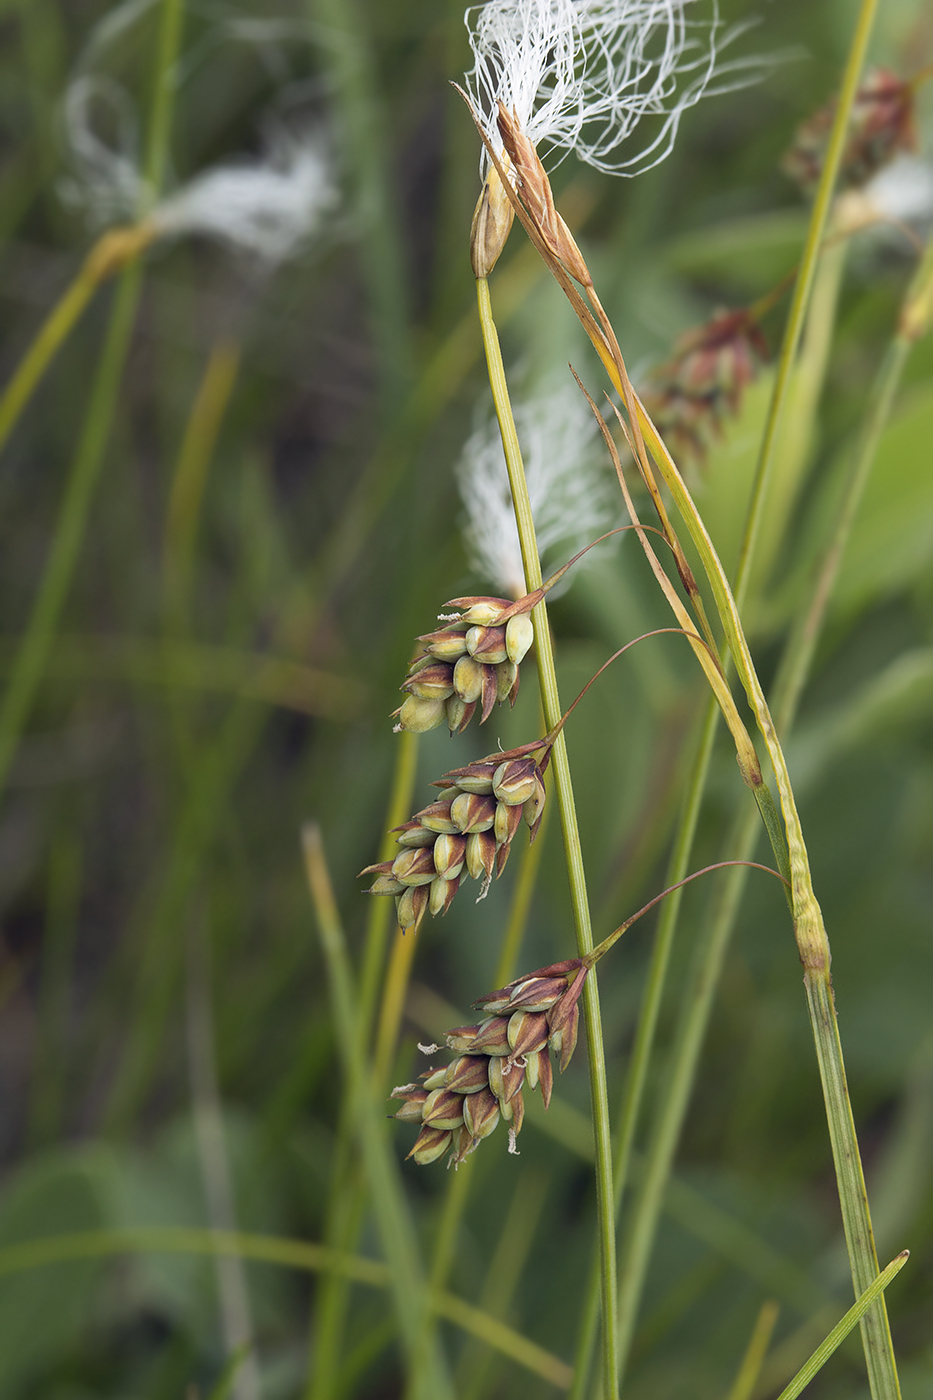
[393,595,536,736]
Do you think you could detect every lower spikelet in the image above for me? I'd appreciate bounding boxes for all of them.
[391,959,587,1165]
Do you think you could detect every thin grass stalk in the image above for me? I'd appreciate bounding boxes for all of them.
[733,0,879,609]
[185,918,261,1400]
[164,340,242,634]
[611,246,932,1388]
[359,734,420,1036]
[103,696,269,1129]
[371,909,420,1086]
[309,0,412,403]
[747,240,848,599]
[308,730,419,1400]
[568,698,719,1400]
[422,808,550,1292]
[307,1165,369,1400]
[0,265,141,803]
[577,296,901,1398]
[142,0,186,200]
[723,1300,780,1400]
[458,1170,550,1400]
[774,237,933,725]
[0,1226,571,1387]
[492,790,550,987]
[162,340,242,782]
[603,218,849,1392]
[476,273,618,1400]
[774,1253,908,1400]
[407,803,552,1400]
[489,126,901,1400]
[418,801,551,1299]
[614,820,763,1377]
[0,0,186,800]
[0,226,154,460]
[302,825,453,1400]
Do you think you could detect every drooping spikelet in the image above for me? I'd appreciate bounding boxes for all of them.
[391,958,588,1165]
[640,308,769,464]
[359,741,548,932]
[393,594,535,736]
[782,68,917,196]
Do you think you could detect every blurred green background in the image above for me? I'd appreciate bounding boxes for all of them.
[0,0,931,1396]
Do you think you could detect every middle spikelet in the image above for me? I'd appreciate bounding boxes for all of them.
[392,594,535,736]
[359,740,548,932]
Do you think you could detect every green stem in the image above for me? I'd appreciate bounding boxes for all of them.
[358,728,420,1042]
[569,699,718,1400]
[308,728,419,1400]
[412,795,551,1400]
[613,241,931,1385]
[775,1252,908,1400]
[0,0,185,799]
[725,1300,781,1400]
[302,826,453,1400]
[621,356,902,1400]
[142,0,186,200]
[559,4,893,1383]
[0,1225,570,1388]
[309,0,412,404]
[476,274,618,1400]
[733,0,879,611]
[773,238,933,726]
[0,264,142,801]
[0,258,102,459]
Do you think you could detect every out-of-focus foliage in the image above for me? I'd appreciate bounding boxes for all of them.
[0,1,931,1397]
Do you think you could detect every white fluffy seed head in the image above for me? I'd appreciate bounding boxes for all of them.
[61,75,151,224]
[150,128,338,264]
[61,71,337,266]
[843,155,933,233]
[464,0,764,176]
[456,379,620,599]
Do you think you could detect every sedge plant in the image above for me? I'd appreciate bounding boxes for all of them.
[2,1,930,1397]
[360,2,911,1398]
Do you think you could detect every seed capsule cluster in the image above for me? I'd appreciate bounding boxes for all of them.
[392,960,587,1166]
[394,595,535,736]
[641,309,768,465]
[782,67,916,195]
[360,746,548,932]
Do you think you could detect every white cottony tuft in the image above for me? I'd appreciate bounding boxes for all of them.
[151,129,338,264]
[62,75,337,266]
[464,0,764,175]
[457,379,620,598]
[862,155,933,228]
[62,75,152,225]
